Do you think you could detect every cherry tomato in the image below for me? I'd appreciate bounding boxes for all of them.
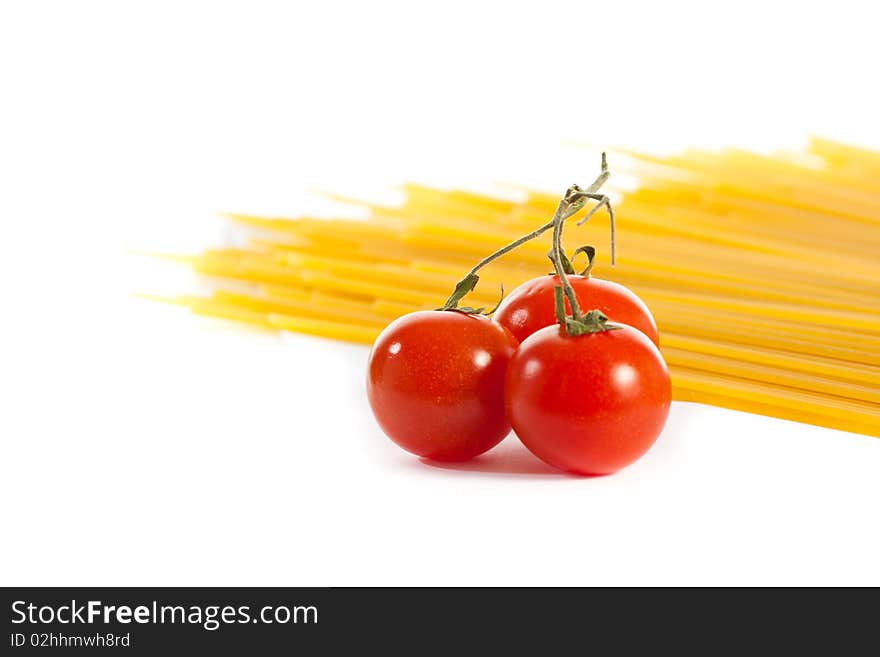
[367,310,518,461]
[494,275,659,346]
[505,323,671,475]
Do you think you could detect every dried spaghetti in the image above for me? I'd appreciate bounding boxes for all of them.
[156,138,880,437]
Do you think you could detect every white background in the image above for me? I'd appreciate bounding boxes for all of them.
[2,1,879,585]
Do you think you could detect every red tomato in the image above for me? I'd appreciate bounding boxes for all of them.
[367,310,518,461]
[505,323,671,475]
[494,275,659,346]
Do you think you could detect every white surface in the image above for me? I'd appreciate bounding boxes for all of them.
[2,1,879,586]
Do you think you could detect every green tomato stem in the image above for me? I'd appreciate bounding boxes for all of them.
[440,154,613,312]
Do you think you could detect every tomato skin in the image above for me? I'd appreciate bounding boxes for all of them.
[367,310,518,461]
[494,275,659,346]
[505,323,671,475]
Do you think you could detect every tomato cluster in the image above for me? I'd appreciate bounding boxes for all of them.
[366,163,671,476]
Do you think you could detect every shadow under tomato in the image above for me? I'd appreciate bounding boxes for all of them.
[419,439,593,479]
